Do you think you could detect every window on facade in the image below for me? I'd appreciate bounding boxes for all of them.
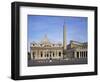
[53,44,55,46]
[86,51,87,57]
[50,54,51,57]
[41,52,43,57]
[47,54,49,57]
[33,52,34,55]
[84,53,85,58]
[80,52,81,57]
[41,54,43,57]
[82,52,83,57]
[59,52,61,56]
[40,44,42,46]
[77,52,79,58]
[53,52,55,57]
[84,52,85,57]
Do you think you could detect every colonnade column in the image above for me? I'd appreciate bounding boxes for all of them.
[74,51,77,58]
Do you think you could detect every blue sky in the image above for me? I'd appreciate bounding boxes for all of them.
[28,15,88,51]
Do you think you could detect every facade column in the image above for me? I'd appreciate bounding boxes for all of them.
[54,50,56,59]
[80,52,81,58]
[37,50,39,59]
[81,51,83,58]
[30,51,33,60]
[79,51,81,58]
[74,51,77,58]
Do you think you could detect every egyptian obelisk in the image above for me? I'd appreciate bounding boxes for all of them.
[63,22,67,50]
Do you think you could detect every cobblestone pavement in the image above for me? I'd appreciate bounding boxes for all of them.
[28,58,87,66]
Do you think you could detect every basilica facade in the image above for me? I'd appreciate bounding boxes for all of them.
[30,34,63,60]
